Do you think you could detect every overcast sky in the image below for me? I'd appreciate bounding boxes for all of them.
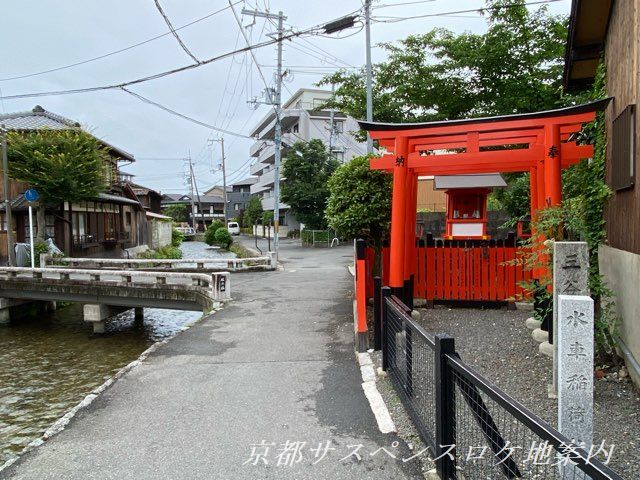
[0,0,570,194]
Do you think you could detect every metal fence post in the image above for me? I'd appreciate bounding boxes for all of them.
[435,334,456,479]
[381,286,391,371]
[373,276,382,351]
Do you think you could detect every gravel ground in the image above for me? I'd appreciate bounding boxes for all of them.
[416,305,640,479]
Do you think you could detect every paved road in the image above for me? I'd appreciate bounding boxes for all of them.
[2,239,421,479]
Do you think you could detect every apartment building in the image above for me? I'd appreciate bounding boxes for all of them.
[248,88,366,233]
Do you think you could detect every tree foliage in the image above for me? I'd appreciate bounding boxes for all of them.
[281,139,339,229]
[8,129,108,204]
[205,220,225,246]
[164,204,188,223]
[243,196,263,227]
[214,227,232,249]
[320,0,567,126]
[326,155,392,264]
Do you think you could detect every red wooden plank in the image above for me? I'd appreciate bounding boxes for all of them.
[417,247,427,298]
[442,247,452,300]
[427,247,436,300]
[356,259,367,333]
[474,248,481,300]
[489,247,498,301]
[445,247,458,300]
[481,248,489,300]
[506,246,516,300]
[466,247,473,300]
[496,247,505,300]
[437,247,445,300]
[461,247,468,300]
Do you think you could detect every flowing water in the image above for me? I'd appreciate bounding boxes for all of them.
[0,241,232,466]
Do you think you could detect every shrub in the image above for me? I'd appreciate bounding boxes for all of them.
[205,220,224,246]
[171,228,184,247]
[214,228,232,249]
[33,241,49,267]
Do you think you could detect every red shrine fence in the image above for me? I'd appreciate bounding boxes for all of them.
[365,237,531,303]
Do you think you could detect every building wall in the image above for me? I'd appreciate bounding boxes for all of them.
[604,0,640,254]
[602,0,640,388]
[227,188,252,219]
[147,219,172,249]
[416,179,447,212]
[599,245,640,386]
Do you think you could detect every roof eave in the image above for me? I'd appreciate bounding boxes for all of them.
[357,98,612,133]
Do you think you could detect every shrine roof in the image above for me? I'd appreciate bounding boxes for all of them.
[357,98,611,132]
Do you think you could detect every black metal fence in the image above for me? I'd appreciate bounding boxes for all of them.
[380,287,623,480]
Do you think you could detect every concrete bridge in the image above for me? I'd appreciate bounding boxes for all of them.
[0,267,230,333]
[41,253,276,273]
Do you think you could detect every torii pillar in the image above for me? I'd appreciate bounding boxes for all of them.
[389,136,409,298]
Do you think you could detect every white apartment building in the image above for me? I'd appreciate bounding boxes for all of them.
[249,88,366,232]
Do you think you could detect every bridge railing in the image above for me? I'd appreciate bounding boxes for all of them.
[41,253,276,272]
[0,267,231,302]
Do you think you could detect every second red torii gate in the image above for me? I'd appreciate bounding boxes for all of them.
[358,99,610,297]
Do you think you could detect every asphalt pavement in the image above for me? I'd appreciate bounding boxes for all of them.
[1,238,422,479]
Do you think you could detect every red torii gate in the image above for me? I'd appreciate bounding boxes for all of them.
[358,99,609,298]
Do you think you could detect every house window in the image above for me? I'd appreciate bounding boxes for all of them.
[335,121,344,133]
[292,123,299,133]
[612,105,636,191]
[234,203,241,211]
[45,214,55,239]
[73,213,87,243]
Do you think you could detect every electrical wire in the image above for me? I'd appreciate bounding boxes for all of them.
[121,87,252,138]
[0,26,325,101]
[372,0,439,9]
[153,0,201,63]
[371,0,565,23]
[0,3,241,82]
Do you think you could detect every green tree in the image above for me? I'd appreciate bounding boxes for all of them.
[164,204,188,223]
[320,0,567,127]
[243,196,263,227]
[326,156,392,274]
[262,210,274,225]
[281,139,339,229]
[7,129,108,241]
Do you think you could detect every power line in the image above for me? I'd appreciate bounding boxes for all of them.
[228,1,271,93]
[121,87,252,139]
[373,0,439,9]
[371,0,565,23]
[1,25,325,101]
[0,3,240,82]
[153,0,201,63]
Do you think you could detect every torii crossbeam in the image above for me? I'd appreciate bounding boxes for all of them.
[358,98,610,297]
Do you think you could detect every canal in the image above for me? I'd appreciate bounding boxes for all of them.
[0,242,232,466]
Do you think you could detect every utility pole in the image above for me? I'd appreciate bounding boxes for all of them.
[188,154,206,229]
[1,126,15,266]
[212,137,228,225]
[242,7,286,258]
[186,159,196,230]
[364,0,374,154]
